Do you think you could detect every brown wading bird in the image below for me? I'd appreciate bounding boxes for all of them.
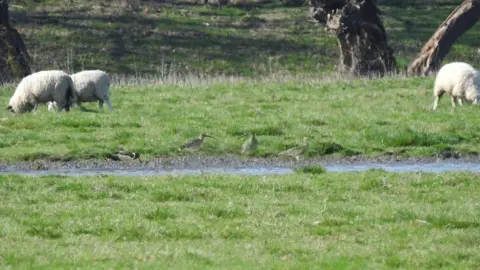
[180,133,216,151]
[278,137,311,161]
[239,132,258,155]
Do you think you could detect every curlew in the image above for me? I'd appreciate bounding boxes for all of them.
[278,137,310,161]
[180,132,216,151]
[239,132,258,155]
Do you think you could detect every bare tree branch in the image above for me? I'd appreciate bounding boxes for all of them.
[408,0,480,76]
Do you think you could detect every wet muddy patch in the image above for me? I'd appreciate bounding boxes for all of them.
[1,154,480,176]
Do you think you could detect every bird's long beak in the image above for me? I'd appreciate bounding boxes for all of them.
[238,133,249,139]
[206,135,217,140]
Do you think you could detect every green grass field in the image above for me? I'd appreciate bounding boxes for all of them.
[2,1,480,268]
[0,171,479,268]
[2,75,480,162]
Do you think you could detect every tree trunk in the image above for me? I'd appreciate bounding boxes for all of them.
[309,0,396,77]
[0,0,31,83]
[407,0,480,77]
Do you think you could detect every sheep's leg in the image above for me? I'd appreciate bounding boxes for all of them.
[98,100,104,109]
[48,102,56,112]
[458,97,463,106]
[450,96,457,108]
[62,100,70,112]
[56,102,69,112]
[433,90,445,111]
[104,97,113,112]
[433,96,441,110]
[474,98,478,105]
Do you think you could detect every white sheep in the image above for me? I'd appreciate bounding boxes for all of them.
[6,70,74,114]
[433,62,480,110]
[48,69,113,112]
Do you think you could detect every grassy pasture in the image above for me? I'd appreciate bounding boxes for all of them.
[1,75,480,162]
[0,0,479,161]
[2,2,480,269]
[3,0,480,162]
[0,171,479,268]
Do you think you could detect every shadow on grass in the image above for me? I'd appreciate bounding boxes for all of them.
[10,0,480,76]
[378,0,462,8]
[170,0,289,10]
[12,6,324,75]
[78,106,100,113]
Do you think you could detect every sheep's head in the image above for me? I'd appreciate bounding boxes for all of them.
[6,102,34,114]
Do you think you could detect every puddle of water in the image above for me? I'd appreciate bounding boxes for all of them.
[1,161,480,176]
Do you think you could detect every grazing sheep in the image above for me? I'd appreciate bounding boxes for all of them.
[48,69,113,112]
[433,62,480,110]
[72,70,113,111]
[6,70,74,114]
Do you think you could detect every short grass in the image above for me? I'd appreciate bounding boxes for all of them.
[8,0,480,76]
[2,74,480,162]
[0,171,479,268]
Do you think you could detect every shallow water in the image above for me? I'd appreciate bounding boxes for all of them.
[1,161,480,176]
[325,161,480,173]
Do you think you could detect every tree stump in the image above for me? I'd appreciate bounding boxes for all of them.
[310,0,396,76]
[0,0,31,84]
[407,0,480,77]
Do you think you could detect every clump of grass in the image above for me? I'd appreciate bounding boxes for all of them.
[309,141,344,156]
[145,207,177,221]
[294,165,326,174]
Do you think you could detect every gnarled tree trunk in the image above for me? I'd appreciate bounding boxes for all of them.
[310,0,396,77]
[0,0,31,83]
[408,0,480,76]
